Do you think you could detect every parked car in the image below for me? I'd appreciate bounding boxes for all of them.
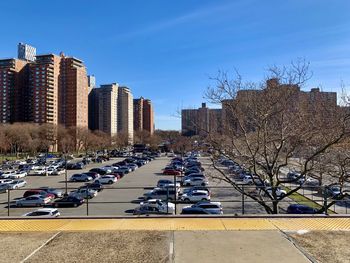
[16,195,51,207]
[0,171,17,178]
[52,196,84,207]
[324,185,342,199]
[82,182,104,192]
[287,204,318,214]
[7,180,27,189]
[51,168,66,175]
[184,201,223,214]
[30,168,47,176]
[0,183,9,193]
[23,208,60,217]
[9,171,27,179]
[144,188,178,201]
[134,199,175,215]
[182,177,208,187]
[23,190,55,200]
[39,187,63,198]
[70,188,98,199]
[70,174,93,182]
[89,168,107,175]
[265,187,287,198]
[157,179,179,188]
[182,186,211,196]
[180,190,210,202]
[94,175,117,184]
[0,179,13,184]
[82,172,100,180]
[163,168,181,176]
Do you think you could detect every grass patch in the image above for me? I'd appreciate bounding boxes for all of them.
[283,186,336,214]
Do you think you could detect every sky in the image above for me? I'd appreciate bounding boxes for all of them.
[1,0,350,130]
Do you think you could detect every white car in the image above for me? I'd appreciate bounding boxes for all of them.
[9,171,27,179]
[0,179,13,184]
[30,168,47,175]
[265,187,286,197]
[7,180,27,189]
[183,177,208,187]
[180,190,211,202]
[94,175,117,184]
[242,175,260,185]
[134,199,175,215]
[70,188,98,199]
[16,195,51,207]
[0,171,17,178]
[23,208,60,217]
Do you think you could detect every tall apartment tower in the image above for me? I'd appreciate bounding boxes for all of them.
[0,58,29,123]
[143,99,154,135]
[18,43,36,62]
[30,54,61,125]
[59,54,88,128]
[118,86,134,144]
[96,84,118,135]
[88,75,96,94]
[133,97,144,132]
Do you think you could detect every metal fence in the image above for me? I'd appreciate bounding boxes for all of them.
[1,184,349,217]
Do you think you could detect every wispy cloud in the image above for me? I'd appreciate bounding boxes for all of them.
[115,1,251,40]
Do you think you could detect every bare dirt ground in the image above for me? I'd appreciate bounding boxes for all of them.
[0,231,171,263]
[0,232,56,262]
[289,231,350,263]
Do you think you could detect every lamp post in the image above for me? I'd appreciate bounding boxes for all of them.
[65,152,68,195]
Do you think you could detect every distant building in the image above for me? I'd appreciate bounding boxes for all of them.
[118,86,134,144]
[181,103,222,136]
[133,97,155,135]
[0,58,30,123]
[97,84,119,135]
[17,43,36,62]
[88,75,96,93]
[143,99,154,135]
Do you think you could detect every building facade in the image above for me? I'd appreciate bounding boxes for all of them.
[97,84,118,135]
[17,43,36,62]
[118,86,134,144]
[181,103,222,136]
[0,58,29,123]
[133,97,155,135]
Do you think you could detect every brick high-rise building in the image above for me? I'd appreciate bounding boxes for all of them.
[142,99,154,135]
[0,58,30,123]
[96,83,119,135]
[118,86,134,144]
[133,97,144,132]
[30,54,61,126]
[58,55,88,128]
[182,103,222,136]
[133,97,154,135]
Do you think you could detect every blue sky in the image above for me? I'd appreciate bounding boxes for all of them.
[1,0,350,130]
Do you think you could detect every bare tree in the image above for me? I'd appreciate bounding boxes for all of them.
[204,61,350,214]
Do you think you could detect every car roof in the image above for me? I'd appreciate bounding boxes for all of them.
[35,208,58,212]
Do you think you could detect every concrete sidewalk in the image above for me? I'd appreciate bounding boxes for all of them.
[173,231,310,263]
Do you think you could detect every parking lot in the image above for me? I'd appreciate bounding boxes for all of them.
[0,155,304,217]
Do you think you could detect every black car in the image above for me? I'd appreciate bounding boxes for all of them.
[287,204,318,214]
[89,168,107,175]
[53,196,84,207]
[81,182,104,192]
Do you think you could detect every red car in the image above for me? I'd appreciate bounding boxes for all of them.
[23,190,55,200]
[163,169,181,176]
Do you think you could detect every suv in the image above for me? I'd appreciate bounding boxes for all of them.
[70,174,93,182]
[143,188,178,201]
[186,201,223,214]
[180,190,210,202]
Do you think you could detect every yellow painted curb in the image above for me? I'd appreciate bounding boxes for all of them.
[0,218,349,232]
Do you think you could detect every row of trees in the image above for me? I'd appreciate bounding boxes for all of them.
[0,122,193,157]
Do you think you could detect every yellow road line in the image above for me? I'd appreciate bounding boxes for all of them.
[0,218,349,232]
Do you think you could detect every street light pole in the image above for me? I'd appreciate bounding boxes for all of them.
[65,153,68,195]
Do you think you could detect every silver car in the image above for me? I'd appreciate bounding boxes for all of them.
[16,195,51,207]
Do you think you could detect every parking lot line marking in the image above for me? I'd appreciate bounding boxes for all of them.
[20,231,61,263]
